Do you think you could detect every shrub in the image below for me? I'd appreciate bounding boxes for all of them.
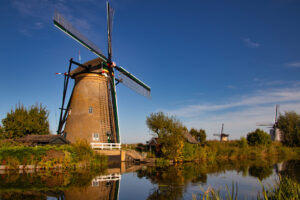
[277,111,300,147]
[239,137,248,148]
[190,128,206,144]
[146,112,185,162]
[247,129,271,146]
[1,103,50,139]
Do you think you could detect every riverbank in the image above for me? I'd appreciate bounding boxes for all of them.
[144,141,300,164]
[183,141,300,162]
[0,140,107,170]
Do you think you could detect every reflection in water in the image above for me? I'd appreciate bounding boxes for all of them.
[0,159,299,200]
[248,165,273,180]
[0,170,121,200]
[64,174,120,200]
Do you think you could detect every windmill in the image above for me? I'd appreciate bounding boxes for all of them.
[256,104,282,141]
[54,2,151,149]
[213,123,229,141]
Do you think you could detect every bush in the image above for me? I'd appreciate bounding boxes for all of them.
[190,128,206,144]
[238,137,248,148]
[1,103,50,139]
[0,141,107,169]
[277,111,300,147]
[146,112,185,162]
[247,129,271,146]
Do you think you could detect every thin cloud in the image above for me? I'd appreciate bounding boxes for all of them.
[163,86,300,139]
[185,102,300,139]
[11,0,94,36]
[227,85,236,89]
[166,87,300,118]
[241,37,261,48]
[286,61,300,68]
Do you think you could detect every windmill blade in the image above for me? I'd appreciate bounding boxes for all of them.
[107,2,114,61]
[116,66,151,98]
[256,122,273,126]
[221,123,224,134]
[275,104,280,123]
[53,11,107,61]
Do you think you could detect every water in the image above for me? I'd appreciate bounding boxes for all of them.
[0,160,299,200]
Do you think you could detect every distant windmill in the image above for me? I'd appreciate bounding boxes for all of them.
[213,123,229,141]
[256,104,282,141]
[54,2,151,149]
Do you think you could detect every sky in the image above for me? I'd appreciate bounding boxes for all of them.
[0,0,300,143]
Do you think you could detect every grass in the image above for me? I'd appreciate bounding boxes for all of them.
[182,141,300,163]
[0,139,107,170]
[192,176,300,200]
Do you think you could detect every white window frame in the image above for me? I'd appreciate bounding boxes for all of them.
[93,133,99,141]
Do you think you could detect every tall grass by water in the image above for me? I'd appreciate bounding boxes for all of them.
[0,139,107,170]
[183,141,300,163]
[193,176,300,200]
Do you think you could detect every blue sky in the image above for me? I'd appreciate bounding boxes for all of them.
[0,0,300,143]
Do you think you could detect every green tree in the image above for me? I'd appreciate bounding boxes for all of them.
[189,128,206,144]
[248,165,273,180]
[146,112,185,161]
[2,103,50,139]
[0,126,4,139]
[277,111,300,147]
[246,129,271,146]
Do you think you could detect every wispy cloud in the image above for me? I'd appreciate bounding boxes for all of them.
[11,0,97,37]
[227,85,236,89]
[163,87,300,139]
[241,37,261,48]
[286,61,300,68]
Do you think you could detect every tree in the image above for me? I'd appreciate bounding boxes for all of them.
[0,126,4,139]
[1,103,50,139]
[146,112,185,161]
[189,128,206,144]
[246,129,271,146]
[277,111,300,147]
[248,165,273,180]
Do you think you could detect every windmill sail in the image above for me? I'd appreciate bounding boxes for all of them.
[54,11,107,61]
[116,66,151,98]
[256,122,273,126]
[107,2,114,61]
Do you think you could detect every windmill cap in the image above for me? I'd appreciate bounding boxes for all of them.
[70,57,105,77]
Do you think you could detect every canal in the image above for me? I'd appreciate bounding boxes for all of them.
[0,159,299,200]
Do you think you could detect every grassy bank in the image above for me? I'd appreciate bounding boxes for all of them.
[0,140,107,170]
[183,141,300,163]
[143,140,300,164]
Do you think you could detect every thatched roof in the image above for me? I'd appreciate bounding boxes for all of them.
[183,131,199,144]
[146,132,199,145]
[17,134,70,144]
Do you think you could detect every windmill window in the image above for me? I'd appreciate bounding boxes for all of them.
[88,106,93,113]
[93,133,99,141]
[92,180,99,187]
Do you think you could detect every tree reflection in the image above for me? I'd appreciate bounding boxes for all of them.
[248,165,273,180]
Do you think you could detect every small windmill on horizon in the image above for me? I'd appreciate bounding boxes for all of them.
[53,2,151,149]
[213,123,229,141]
[256,104,282,141]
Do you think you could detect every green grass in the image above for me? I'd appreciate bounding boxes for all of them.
[182,141,300,163]
[0,139,107,170]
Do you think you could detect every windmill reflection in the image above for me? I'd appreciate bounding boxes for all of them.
[64,173,121,200]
